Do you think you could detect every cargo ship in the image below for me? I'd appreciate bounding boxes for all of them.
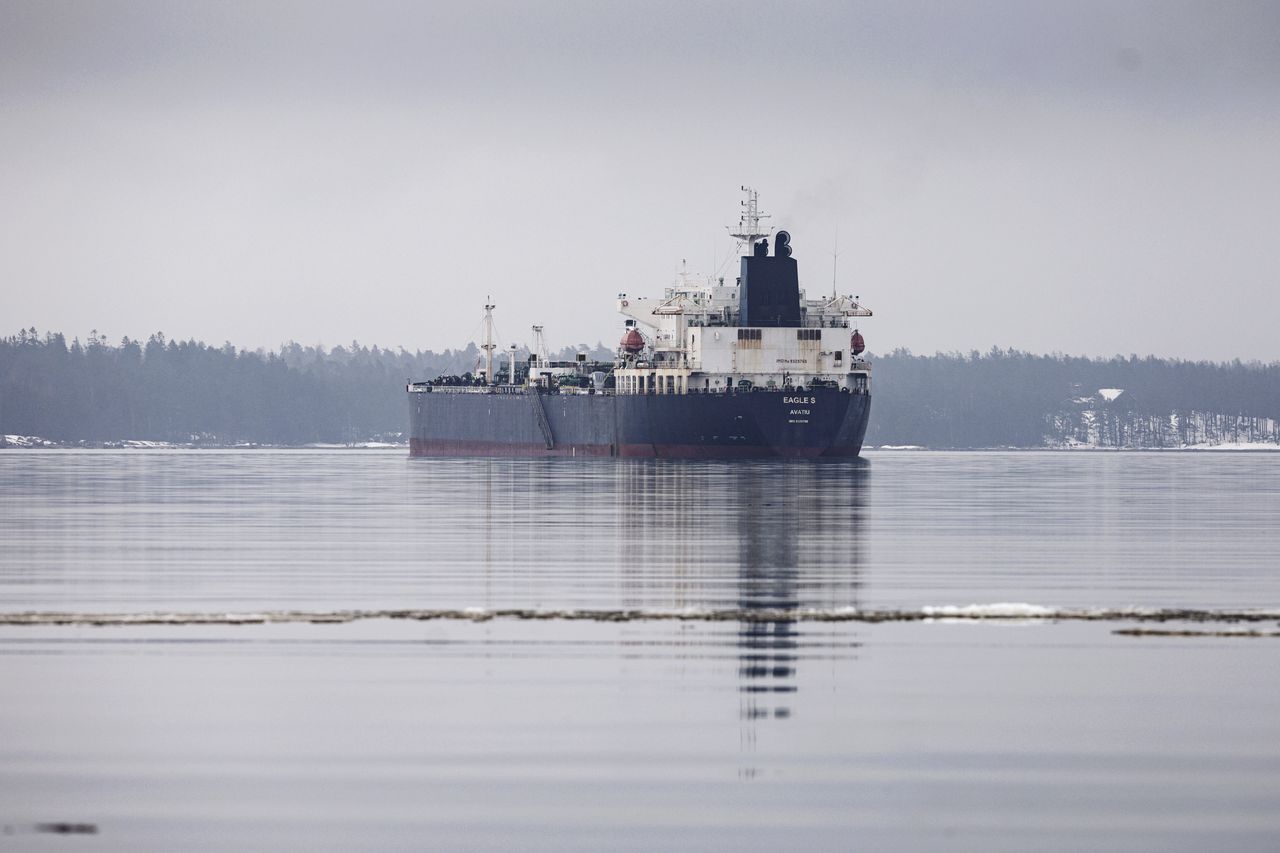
[408,189,873,458]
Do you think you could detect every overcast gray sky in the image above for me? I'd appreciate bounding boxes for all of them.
[3,1,1278,360]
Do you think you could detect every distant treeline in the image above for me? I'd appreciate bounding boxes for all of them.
[865,348,1280,447]
[2,329,1279,447]
[0,328,607,445]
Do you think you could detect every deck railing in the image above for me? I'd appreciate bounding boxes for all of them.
[409,383,870,397]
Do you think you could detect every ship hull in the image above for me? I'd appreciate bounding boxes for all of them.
[409,389,870,459]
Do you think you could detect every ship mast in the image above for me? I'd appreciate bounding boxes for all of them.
[482,298,496,384]
[727,185,772,253]
[832,226,838,298]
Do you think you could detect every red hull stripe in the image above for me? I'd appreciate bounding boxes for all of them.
[409,439,861,459]
[409,439,612,457]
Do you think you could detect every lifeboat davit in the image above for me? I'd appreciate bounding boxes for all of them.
[621,328,645,354]
[851,330,865,356]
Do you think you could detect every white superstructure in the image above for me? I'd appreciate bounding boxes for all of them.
[613,189,872,396]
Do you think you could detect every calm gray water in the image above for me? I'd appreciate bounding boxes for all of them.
[2,450,1279,851]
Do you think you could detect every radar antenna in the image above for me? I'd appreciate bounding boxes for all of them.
[727,185,772,252]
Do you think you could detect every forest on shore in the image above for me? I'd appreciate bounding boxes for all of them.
[2,328,1279,448]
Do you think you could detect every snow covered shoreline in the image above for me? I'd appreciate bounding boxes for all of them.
[2,435,407,450]
[5,434,1276,452]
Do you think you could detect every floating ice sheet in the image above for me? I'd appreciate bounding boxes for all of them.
[3,605,1279,626]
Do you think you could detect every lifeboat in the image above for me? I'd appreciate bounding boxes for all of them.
[621,328,645,354]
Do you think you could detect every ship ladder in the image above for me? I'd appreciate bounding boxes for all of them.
[528,389,556,449]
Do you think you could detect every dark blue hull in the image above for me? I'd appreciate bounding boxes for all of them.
[409,388,870,458]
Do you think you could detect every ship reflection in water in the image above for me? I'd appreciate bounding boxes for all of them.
[611,460,867,765]
[734,465,865,776]
[464,456,866,616]
[737,471,804,720]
